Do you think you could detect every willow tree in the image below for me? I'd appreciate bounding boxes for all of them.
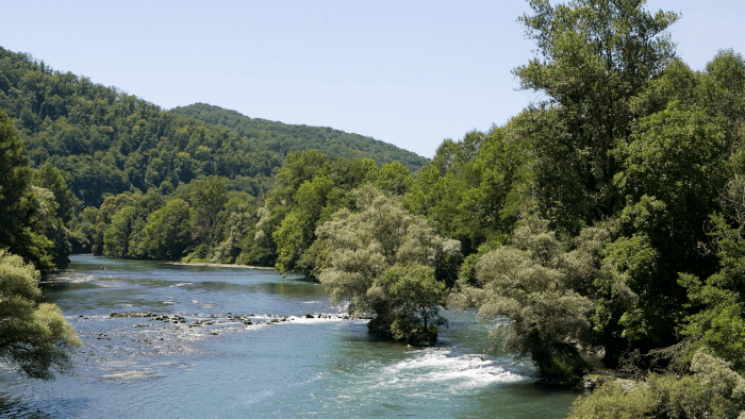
[0,250,81,379]
[314,185,460,345]
[450,217,609,385]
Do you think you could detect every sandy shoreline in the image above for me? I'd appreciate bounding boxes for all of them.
[165,262,275,270]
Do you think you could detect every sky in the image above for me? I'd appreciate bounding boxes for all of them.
[0,0,743,159]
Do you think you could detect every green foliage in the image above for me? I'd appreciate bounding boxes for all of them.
[513,0,679,230]
[170,103,428,172]
[568,352,745,419]
[276,150,329,192]
[212,197,258,264]
[103,206,136,258]
[677,176,745,373]
[406,127,526,255]
[450,218,608,384]
[379,266,448,344]
[188,175,229,246]
[0,250,81,380]
[325,157,379,191]
[593,233,664,350]
[315,185,460,344]
[138,199,192,261]
[273,210,308,272]
[596,99,733,360]
[374,161,413,196]
[29,186,72,269]
[273,175,339,272]
[0,106,66,271]
[0,48,282,207]
[32,162,76,223]
[0,105,32,213]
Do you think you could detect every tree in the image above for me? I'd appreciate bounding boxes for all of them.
[29,186,72,269]
[103,206,136,258]
[675,171,745,373]
[314,185,460,345]
[514,0,679,230]
[276,150,329,191]
[212,196,257,264]
[273,175,336,273]
[450,217,610,385]
[138,199,192,261]
[407,126,529,255]
[0,107,56,271]
[0,107,32,218]
[188,176,229,246]
[593,103,727,360]
[32,162,77,223]
[379,266,448,343]
[374,161,414,196]
[0,250,81,380]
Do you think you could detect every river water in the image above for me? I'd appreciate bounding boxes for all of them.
[0,255,580,418]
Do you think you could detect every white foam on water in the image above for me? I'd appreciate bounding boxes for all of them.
[49,273,120,286]
[375,349,528,392]
[285,315,364,325]
[61,274,98,283]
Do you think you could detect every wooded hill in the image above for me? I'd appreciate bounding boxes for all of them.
[0,47,427,208]
[170,103,428,170]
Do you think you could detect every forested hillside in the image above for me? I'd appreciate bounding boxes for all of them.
[171,103,428,170]
[0,48,283,206]
[0,48,426,210]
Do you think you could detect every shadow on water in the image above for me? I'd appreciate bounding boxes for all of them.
[0,397,92,419]
[39,281,101,292]
[459,383,581,419]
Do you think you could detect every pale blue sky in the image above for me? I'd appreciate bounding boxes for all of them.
[0,0,743,158]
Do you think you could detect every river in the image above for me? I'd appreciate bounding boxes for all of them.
[0,255,580,418]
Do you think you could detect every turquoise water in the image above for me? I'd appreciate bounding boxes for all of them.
[0,255,580,418]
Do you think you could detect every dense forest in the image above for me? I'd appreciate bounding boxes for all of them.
[171,103,429,170]
[3,0,745,417]
[0,48,426,210]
